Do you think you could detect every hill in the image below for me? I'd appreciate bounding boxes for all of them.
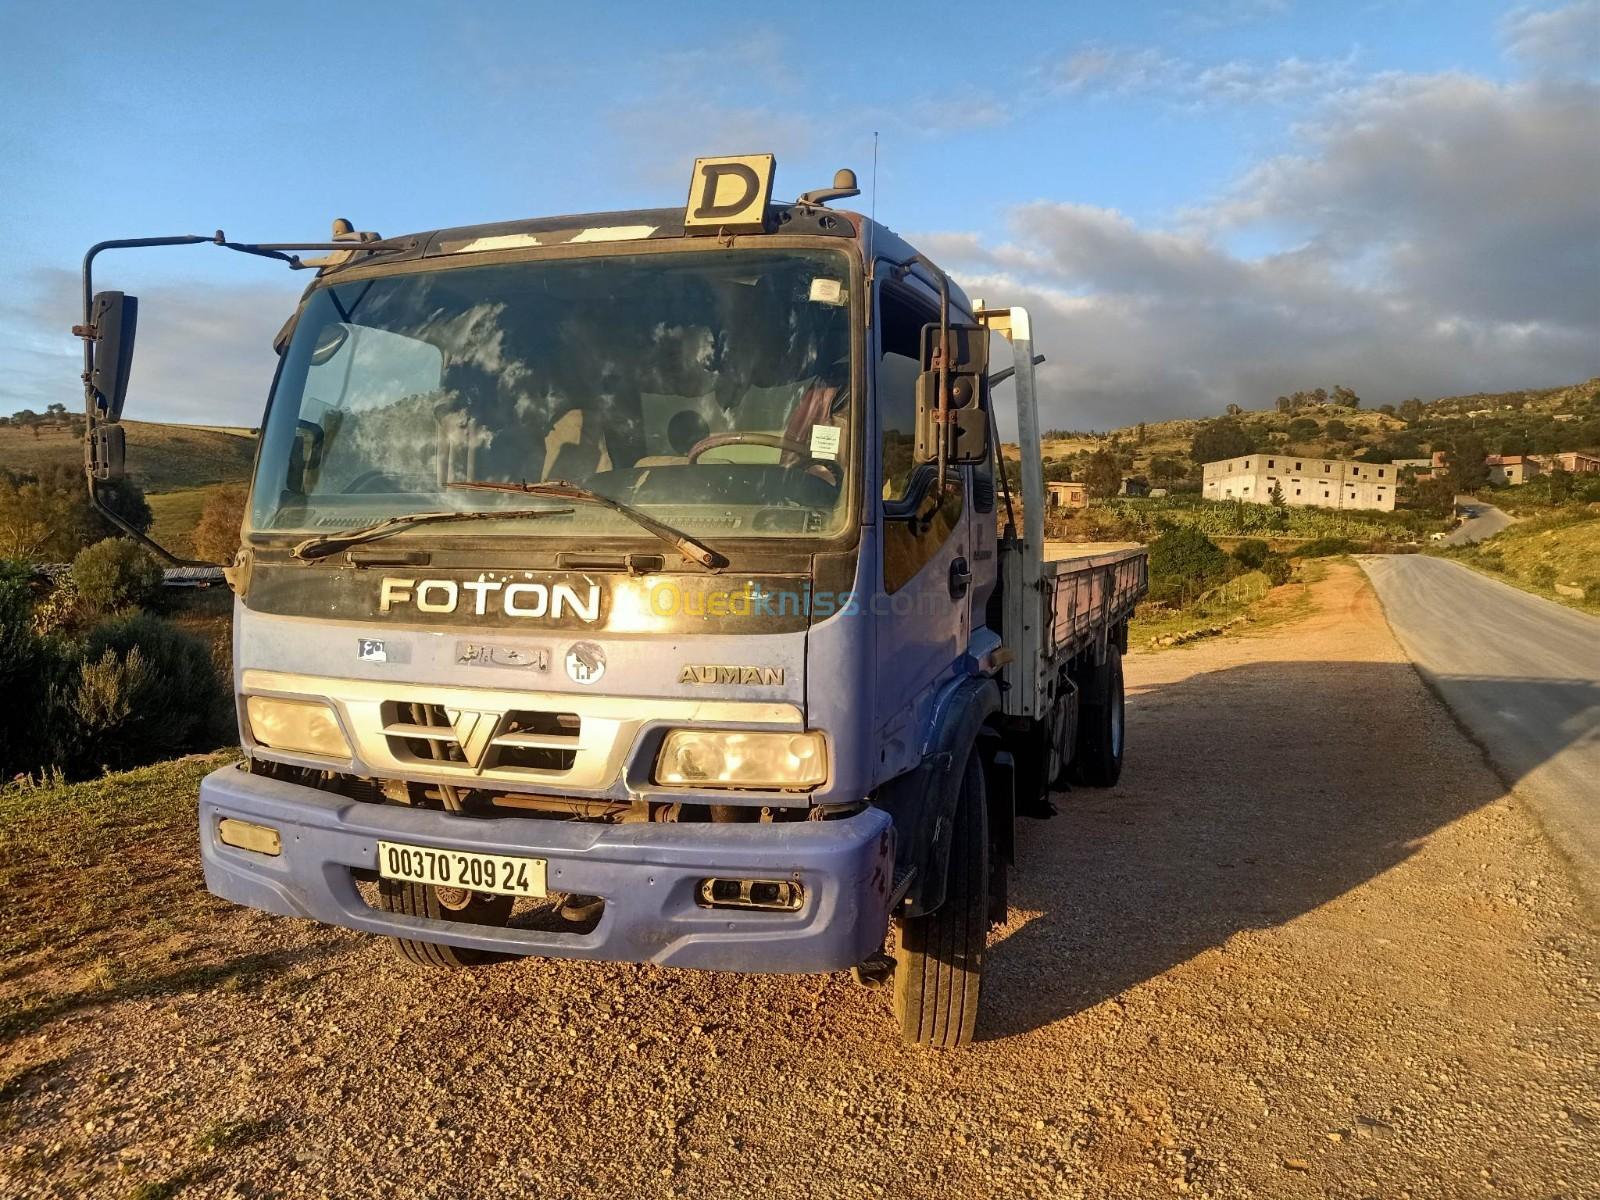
[0,420,257,493]
[1007,377,1600,484]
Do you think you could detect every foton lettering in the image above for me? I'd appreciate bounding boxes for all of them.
[379,577,602,624]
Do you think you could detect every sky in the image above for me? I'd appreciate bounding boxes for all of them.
[0,0,1596,432]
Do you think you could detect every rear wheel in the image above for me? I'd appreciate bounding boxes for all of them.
[1069,644,1125,787]
[893,750,988,1049]
[377,881,514,969]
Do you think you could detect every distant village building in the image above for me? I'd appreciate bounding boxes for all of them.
[1537,450,1600,474]
[1201,454,1397,511]
[1391,458,1432,471]
[1485,455,1540,486]
[1046,481,1087,509]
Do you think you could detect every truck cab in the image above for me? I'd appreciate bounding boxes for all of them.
[78,156,1146,1047]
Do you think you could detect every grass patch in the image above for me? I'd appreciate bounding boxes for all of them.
[1132,563,1316,648]
[0,421,255,493]
[0,753,238,1035]
[193,1116,274,1153]
[146,487,217,559]
[1433,511,1600,611]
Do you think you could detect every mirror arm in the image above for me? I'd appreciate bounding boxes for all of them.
[86,478,214,567]
[988,354,1045,389]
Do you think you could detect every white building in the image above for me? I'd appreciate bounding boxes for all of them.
[1201,454,1398,511]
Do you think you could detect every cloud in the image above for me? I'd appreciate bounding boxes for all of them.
[1501,2,1600,77]
[1051,44,1359,105]
[0,268,304,426]
[920,74,1600,428]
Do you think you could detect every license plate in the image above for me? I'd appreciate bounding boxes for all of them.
[376,841,546,898]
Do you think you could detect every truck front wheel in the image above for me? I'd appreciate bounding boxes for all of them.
[892,750,988,1049]
[1069,644,1125,787]
[377,881,513,968]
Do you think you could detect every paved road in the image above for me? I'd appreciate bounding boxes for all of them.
[1361,554,1600,901]
[1443,495,1513,545]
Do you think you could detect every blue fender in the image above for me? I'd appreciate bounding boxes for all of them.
[872,673,1001,917]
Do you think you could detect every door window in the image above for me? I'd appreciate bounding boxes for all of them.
[877,285,964,593]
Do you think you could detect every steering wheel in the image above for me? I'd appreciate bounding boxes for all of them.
[685,432,843,488]
[340,470,404,494]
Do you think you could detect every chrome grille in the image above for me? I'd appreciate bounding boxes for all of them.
[381,702,581,774]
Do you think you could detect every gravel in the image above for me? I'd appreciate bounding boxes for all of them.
[3,562,1595,1199]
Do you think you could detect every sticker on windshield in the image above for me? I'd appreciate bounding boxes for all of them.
[808,278,844,305]
[809,424,841,460]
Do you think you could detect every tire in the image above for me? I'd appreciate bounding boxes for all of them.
[377,880,514,969]
[893,750,988,1049]
[1069,644,1125,788]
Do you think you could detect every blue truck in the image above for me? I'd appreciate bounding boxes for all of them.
[77,155,1146,1047]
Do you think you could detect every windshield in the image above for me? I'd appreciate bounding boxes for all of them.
[251,247,855,544]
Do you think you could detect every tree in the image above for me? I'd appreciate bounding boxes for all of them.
[193,484,248,563]
[1324,418,1350,440]
[1149,455,1184,486]
[1399,398,1425,423]
[1275,396,1293,413]
[1446,432,1489,491]
[1409,476,1456,517]
[1268,481,1286,507]
[0,465,151,562]
[1287,416,1319,441]
[1548,464,1572,505]
[46,402,67,419]
[1147,527,1230,604]
[1331,385,1361,409]
[1224,402,1243,417]
[1377,403,1395,416]
[1134,422,1147,446]
[1190,417,1253,465]
[1083,449,1122,500]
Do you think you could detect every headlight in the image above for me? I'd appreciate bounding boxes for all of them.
[245,696,351,758]
[655,729,826,789]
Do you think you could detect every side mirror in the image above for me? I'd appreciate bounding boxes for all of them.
[87,290,138,421]
[914,322,990,466]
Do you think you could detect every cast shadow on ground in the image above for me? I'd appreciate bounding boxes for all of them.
[978,660,1596,1042]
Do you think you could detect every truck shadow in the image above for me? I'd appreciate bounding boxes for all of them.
[979,659,1595,1042]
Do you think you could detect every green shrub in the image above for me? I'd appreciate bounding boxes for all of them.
[1261,553,1293,586]
[71,538,163,614]
[0,561,48,778]
[1477,549,1506,572]
[29,576,84,637]
[1294,537,1359,558]
[1148,527,1231,604]
[1529,563,1557,588]
[55,612,231,774]
[1232,538,1270,569]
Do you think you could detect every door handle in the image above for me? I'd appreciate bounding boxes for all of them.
[949,556,971,599]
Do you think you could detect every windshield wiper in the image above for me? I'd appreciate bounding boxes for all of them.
[448,479,728,570]
[289,506,576,561]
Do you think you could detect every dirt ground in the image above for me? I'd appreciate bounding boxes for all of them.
[3,562,1596,1199]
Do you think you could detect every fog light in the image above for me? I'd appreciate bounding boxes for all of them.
[697,877,805,911]
[217,817,282,857]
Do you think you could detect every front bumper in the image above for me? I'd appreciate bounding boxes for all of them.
[198,765,894,973]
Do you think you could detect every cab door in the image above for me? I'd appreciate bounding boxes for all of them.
[871,282,971,780]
